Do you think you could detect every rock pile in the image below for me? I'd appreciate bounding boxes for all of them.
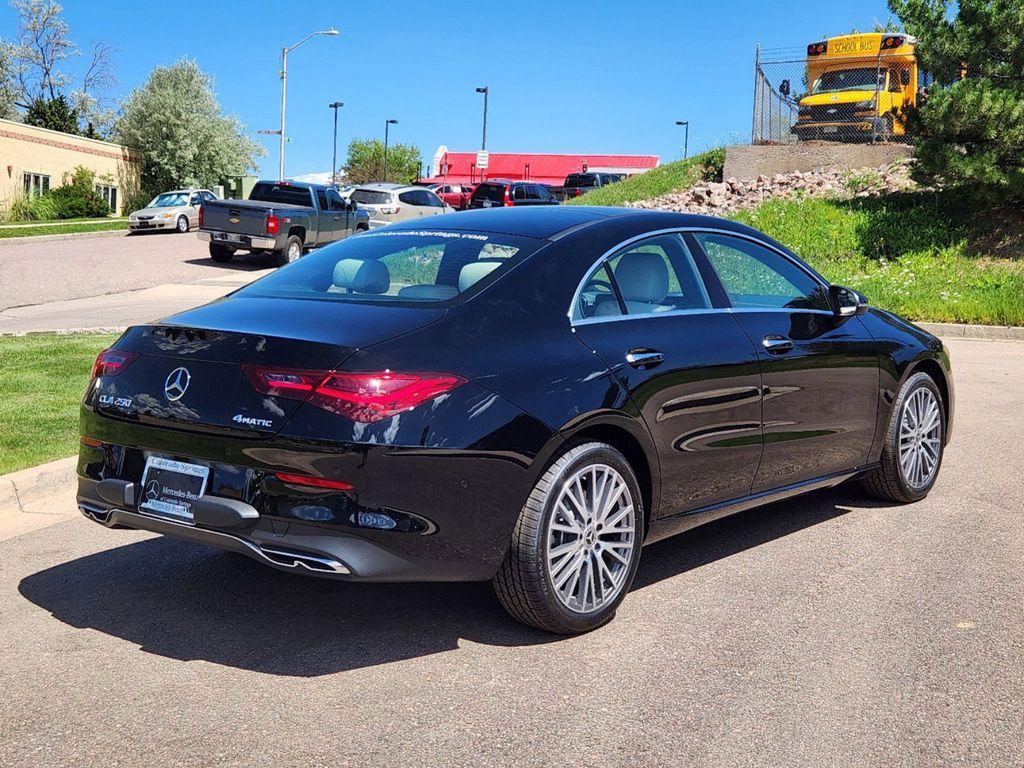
[626,162,915,216]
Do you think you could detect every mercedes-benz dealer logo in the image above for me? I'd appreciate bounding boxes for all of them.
[145,479,161,501]
[164,367,191,401]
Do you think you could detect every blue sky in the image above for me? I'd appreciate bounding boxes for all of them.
[1,0,896,177]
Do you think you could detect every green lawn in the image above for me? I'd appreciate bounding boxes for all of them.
[0,332,118,474]
[0,220,127,239]
[734,192,1024,326]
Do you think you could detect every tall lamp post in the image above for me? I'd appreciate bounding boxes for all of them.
[329,101,343,186]
[279,28,339,180]
[383,119,398,182]
[675,120,690,160]
[475,86,489,150]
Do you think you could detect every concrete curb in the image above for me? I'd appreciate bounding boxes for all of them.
[0,456,77,516]
[916,322,1024,342]
[0,228,128,245]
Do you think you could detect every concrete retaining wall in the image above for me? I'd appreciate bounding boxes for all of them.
[723,143,913,181]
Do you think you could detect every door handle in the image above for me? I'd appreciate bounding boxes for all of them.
[762,335,794,354]
[333,215,341,221]
[625,349,665,369]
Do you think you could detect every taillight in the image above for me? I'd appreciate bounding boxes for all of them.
[242,366,465,423]
[90,348,137,380]
[266,213,280,235]
[504,188,513,207]
[379,205,400,215]
[197,204,204,228]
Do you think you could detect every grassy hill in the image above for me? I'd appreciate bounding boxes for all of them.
[569,152,1022,326]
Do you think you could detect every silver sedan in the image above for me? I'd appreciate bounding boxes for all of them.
[128,189,219,234]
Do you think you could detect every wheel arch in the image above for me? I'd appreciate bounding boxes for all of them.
[906,355,952,443]
[288,226,306,243]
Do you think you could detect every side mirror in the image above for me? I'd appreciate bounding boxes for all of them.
[347,200,358,211]
[780,79,791,97]
[830,285,868,317]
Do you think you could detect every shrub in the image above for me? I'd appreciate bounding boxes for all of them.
[47,166,111,219]
[6,194,60,222]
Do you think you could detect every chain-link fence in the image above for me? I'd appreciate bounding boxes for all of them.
[752,43,919,145]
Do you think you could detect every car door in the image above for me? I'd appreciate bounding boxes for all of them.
[326,188,349,240]
[187,192,202,226]
[690,231,879,491]
[422,189,447,215]
[571,233,764,516]
[314,188,337,244]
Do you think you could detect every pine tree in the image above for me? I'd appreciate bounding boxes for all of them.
[889,0,1024,198]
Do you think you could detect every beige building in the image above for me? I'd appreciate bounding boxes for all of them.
[0,118,141,216]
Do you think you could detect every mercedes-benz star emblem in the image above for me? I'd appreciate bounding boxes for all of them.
[164,367,191,401]
[145,479,161,501]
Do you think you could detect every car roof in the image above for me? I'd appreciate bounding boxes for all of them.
[355,182,406,191]
[379,206,762,240]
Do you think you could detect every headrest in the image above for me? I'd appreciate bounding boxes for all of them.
[614,251,669,304]
[458,260,502,293]
[332,258,389,294]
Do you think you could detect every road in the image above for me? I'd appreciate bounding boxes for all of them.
[0,230,273,312]
[1,339,1021,768]
[0,231,275,333]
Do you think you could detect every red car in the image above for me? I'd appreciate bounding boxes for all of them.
[430,183,476,210]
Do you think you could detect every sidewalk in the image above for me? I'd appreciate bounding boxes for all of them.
[0,269,272,334]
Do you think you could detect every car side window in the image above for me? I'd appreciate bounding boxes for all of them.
[424,191,444,207]
[512,186,528,201]
[326,189,345,211]
[573,234,711,321]
[693,233,830,311]
[398,191,419,205]
[316,188,330,209]
[189,194,201,206]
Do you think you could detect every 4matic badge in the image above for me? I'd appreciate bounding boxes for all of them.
[233,414,273,428]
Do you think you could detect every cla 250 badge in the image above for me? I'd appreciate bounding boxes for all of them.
[233,414,273,428]
[98,394,133,408]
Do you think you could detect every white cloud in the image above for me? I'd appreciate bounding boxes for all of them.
[292,171,335,184]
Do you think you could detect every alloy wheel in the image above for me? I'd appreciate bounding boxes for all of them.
[545,464,636,613]
[899,386,942,489]
[287,241,301,262]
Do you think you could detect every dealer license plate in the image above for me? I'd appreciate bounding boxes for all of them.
[138,456,210,522]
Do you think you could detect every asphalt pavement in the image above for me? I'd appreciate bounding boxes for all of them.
[1,338,1021,768]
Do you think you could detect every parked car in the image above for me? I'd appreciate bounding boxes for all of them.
[349,183,453,228]
[467,180,559,208]
[431,182,476,210]
[128,189,219,234]
[198,181,369,267]
[550,172,624,201]
[78,206,953,633]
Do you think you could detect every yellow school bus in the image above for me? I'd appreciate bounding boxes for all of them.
[792,32,918,142]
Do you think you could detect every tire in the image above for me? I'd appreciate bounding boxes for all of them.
[209,242,234,263]
[354,224,368,235]
[862,371,945,503]
[275,235,303,267]
[493,441,644,634]
[176,215,189,233]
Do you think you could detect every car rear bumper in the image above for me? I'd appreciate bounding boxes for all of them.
[197,230,278,250]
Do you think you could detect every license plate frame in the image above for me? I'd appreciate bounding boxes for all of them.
[215,232,243,243]
[138,456,210,523]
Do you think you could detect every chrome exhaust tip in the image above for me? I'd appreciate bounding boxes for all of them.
[79,502,112,524]
[259,546,350,574]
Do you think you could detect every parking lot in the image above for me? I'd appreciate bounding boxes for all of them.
[1,338,1020,767]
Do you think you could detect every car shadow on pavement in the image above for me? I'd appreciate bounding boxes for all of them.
[18,486,882,677]
[183,256,276,271]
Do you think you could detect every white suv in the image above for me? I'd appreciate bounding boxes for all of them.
[350,183,454,228]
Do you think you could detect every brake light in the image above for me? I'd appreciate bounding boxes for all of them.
[379,205,400,215]
[242,366,465,423]
[274,472,353,491]
[197,204,203,228]
[504,188,513,207]
[90,349,137,381]
[266,213,280,235]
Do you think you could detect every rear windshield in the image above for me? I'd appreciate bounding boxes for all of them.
[565,174,597,187]
[351,189,393,205]
[249,183,313,207]
[236,229,544,305]
[472,183,506,202]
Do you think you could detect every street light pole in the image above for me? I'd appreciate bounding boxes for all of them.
[278,28,339,180]
[383,119,398,182]
[675,120,690,160]
[329,101,343,186]
[475,86,489,150]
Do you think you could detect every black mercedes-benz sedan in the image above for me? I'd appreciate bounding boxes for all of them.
[78,207,954,633]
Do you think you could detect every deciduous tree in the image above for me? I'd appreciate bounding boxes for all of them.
[114,58,263,196]
[345,138,423,184]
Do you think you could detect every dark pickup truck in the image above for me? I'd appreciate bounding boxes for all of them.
[550,172,625,201]
[198,181,370,266]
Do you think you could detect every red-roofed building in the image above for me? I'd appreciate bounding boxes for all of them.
[423,146,659,186]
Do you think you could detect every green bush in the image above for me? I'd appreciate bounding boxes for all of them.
[48,185,110,219]
[4,166,111,222]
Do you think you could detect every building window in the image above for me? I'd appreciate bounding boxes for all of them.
[23,172,50,198]
[95,184,118,213]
